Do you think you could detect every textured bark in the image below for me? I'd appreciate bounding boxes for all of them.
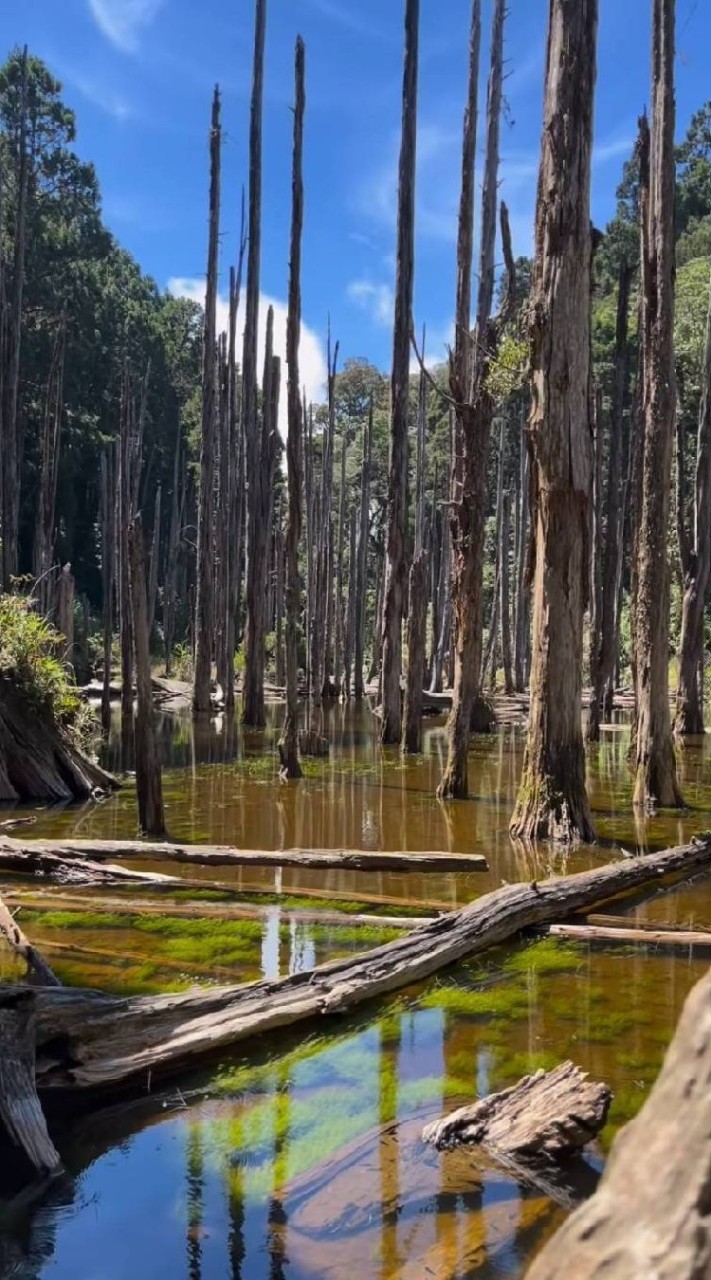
[56,565,74,670]
[549,922,711,949]
[163,421,184,675]
[403,347,428,752]
[100,447,116,730]
[510,0,597,843]
[1,49,28,589]
[354,400,372,699]
[675,268,711,736]
[0,678,116,802]
[334,433,348,696]
[147,483,161,641]
[245,313,280,725]
[380,0,419,745]
[589,385,604,685]
[118,368,134,721]
[314,334,338,700]
[482,416,506,688]
[128,516,165,836]
[344,505,357,698]
[527,962,711,1279]
[304,398,315,694]
[0,990,61,1175]
[514,410,530,692]
[588,262,633,740]
[33,314,66,613]
[633,0,683,806]
[500,488,513,695]
[242,0,268,726]
[193,88,221,715]
[278,36,305,780]
[16,837,711,1096]
[439,0,507,798]
[0,894,60,987]
[225,216,247,712]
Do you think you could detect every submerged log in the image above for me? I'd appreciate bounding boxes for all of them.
[549,922,711,949]
[423,1061,610,1162]
[0,894,61,986]
[526,963,711,1279]
[12,836,711,1094]
[0,678,117,802]
[0,836,488,874]
[0,990,61,1174]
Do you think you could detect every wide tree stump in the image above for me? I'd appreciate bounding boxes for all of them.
[423,1061,610,1163]
[0,990,61,1175]
[0,678,116,802]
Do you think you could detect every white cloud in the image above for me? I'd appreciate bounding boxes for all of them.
[68,69,133,120]
[88,0,166,52]
[347,279,394,328]
[168,278,328,433]
[593,134,635,166]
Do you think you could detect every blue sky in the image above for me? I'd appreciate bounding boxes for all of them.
[3,0,710,398]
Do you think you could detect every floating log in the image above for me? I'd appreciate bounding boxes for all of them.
[583,911,709,933]
[0,894,61,987]
[423,1061,610,1163]
[526,963,711,1279]
[0,843,182,887]
[549,923,711,949]
[0,990,61,1174]
[13,836,711,1095]
[0,836,489,874]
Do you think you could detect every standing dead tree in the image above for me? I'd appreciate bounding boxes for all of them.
[353,399,372,699]
[1,47,28,589]
[312,331,338,701]
[278,36,306,781]
[510,0,598,842]
[588,261,633,740]
[118,367,134,722]
[633,0,683,806]
[513,405,530,691]
[193,87,221,716]
[128,515,165,836]
[33,314,66,616]
[100,447,116,732]
[403,339,428,753]
[675,267,711,736]
[380,0,419,745]
[242,0,269,727]
[163,421,184,675]
[224,210,248,713]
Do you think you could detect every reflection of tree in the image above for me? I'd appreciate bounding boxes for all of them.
[266,1064,291,1280]
[228,1143,245,1280]
[378,1018,401,1277]
[186,1121,204,1280]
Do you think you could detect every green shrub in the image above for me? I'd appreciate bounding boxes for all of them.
[0,593,95,749]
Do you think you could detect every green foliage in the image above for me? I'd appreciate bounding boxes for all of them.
[487,330,528,404]
[0,593,82,724]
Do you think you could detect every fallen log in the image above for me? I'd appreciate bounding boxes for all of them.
[526,963,711,1279]
[0,990,61,1174]
[549,922,711,949]
[583,911,709,933]
[0,844,183,888]
[423,1061,610,1162]
[12,835,711,1094]
[0,894,61,986]
[0,836,488,874]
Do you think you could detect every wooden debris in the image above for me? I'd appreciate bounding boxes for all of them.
[423,1061,610,1162]
[0,894,61,986]
[549,922,711,949]
[12,836,711,1094]
[0,842,181,887]
[0,990,61,1174]
[526,963,711,1279]
[0,835,488,874]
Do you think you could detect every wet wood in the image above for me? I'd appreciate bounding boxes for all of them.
[0,894,61,986]
[13,836,711,1094]
[0,990,61,1174]
[0,836,488,874]
[549,922,711,949]
[527,962,711,1279]
[0,841,180,886]
[423,1061,610,1162]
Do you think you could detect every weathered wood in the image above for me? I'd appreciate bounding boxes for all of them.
[100,446,116,731]
[423,1061,610,1162]
[0,893,61,986]
[0,990,61,1173]
[17,837,711,1094]
[0,842,179,885]
[549,922,711,949]
[0,835,487,874]
[128,515,165,836]
[354,400,372,699]
[526,962,711,1279]
[33,313,66,615]
[0,678,116,803]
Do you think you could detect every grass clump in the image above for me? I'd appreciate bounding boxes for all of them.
[503,937,583,976]
[0,593,96,749]
[420,982,529,1020]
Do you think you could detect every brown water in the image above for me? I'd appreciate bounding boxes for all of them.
[2,702,711,1279]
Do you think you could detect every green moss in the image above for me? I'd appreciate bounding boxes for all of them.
[420,983,529,1019]
[503,938,583,976]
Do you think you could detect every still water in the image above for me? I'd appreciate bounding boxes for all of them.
[2,702,711,1279]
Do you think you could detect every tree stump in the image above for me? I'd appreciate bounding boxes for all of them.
[0,990,61,1175]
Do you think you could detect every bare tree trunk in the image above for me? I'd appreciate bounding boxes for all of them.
[315,334,338,701]
[225,214,247,713]
[500,487,513,695]
[344,505,357,699]
[304,396,314,696]
[56,566,74,670]
[334,431,348,696]
[403,350,428,753]
[482,414,506,688]
[380,0,419,745]
[100,447,116,732]
[147,483,161,642]
[675,268,711,736]
[163,422,183,676]
[633,0,683,806]
[514,408,530,692]
[588,260,633,740]
[242,0,268,727]
[33,315,66,615]
[510,0,598,843]
[128,515,165,836]
[193,88,221,716]
[274,508,285,687]
[119,368,133,722]
[1,48,28,590]
[354,400,372,699]
[245,309,281,724]
[589,384,604,684]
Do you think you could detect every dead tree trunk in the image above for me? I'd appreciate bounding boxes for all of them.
[56,566,74,671]
[403,344,428,753]
[242,0,268,727]
[147,483,161,641]
[193,87,221,716]
[633,0,683,806]
[304,397,315,695]
[128,515,165,837]
[314,333,338,701]
[354,400,372,699]
[334,431,348,696]
[278,36,305,781]
[380,0,419,745]
[224,214,247,713]
[344,505,357,698]
[33,314,66,614]
[589,384,604,685]
[675,268,711,736]
[1,48,28,590]
[100,447,116,731]
[514,407,530,692]
[500,487,513,694]
[510,0,598,843]
[118,369,133,721]
[163,422,183,676]
[588,261,633,740]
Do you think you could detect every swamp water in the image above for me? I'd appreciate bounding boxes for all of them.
[2,702,711,1279]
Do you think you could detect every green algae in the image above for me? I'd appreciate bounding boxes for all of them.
[421,982,529,1020]
[502,937,584,976]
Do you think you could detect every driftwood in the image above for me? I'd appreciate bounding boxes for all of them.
[0,990,61,1175]
[423,1061,610,1162]
[526,963,711,1279]
[550,922,711,949]
[9,837,711,1095]
[0,836,488,874]
[0,894,60,986]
